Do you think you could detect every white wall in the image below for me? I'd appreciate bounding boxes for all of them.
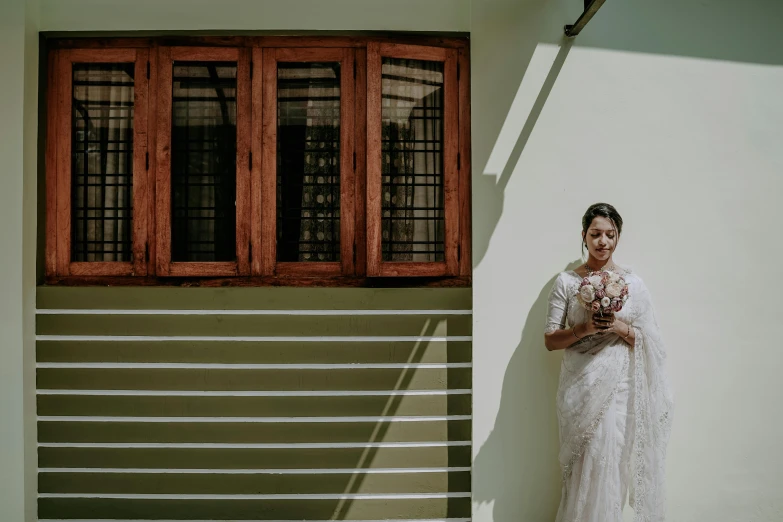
[471,0,783,521]
[0,0,39,521]
[39,0,470,32]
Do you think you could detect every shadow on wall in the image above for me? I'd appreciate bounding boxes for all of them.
[471,0,783,268]
[469,1,579,519]
[470,0,783,520]
[470,0,573,268]
[564,0,783,66]
[472,261,582,521]
[471,37,572,268]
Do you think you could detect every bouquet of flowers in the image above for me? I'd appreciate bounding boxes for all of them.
[576,270,629,315]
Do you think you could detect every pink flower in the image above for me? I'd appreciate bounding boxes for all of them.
[588,275,603,287]
[595,289,606,299]
[579,285,596,303]
[605,282,623,299]
[591,301,601,311]
[621,286,628,296]
[612,299,623,312]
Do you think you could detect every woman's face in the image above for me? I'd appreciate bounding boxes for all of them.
[583,216,618,262]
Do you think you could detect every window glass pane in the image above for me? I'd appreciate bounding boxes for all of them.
[381,58,445,263]
[71,63,134,262]
[277,62,341,262]
[171,61,237,262]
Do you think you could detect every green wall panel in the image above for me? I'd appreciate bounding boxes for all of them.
[36,286,472,520]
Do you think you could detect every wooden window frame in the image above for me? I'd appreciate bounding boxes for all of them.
[155,46,251,277]
[46,48,150,277]
[366,43,460,278]
[44,36,471,287]
[259,48,356,277]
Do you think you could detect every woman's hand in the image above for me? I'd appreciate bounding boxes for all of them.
[578,311,615,337]
[553,312,634,351]
[594,311,616,332]
[598,313,635,345]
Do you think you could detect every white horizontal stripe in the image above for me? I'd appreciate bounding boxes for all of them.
[38,415,472,423]
[37,335,472,342]
[38,466,471,474]
[38,492,470,500]
[37,308,472,316]
[36,389,472,397]
[36,362,472,370]
[38,441,470,449]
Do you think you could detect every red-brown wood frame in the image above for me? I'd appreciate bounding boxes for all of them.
[458,47,472,278]
[366,43,460,278]
[44,36,471,286]
[50,35,467,50]
[47,48,149,277]
[260,47,356,277]
[354,47,368,277]
[155,46,251,277]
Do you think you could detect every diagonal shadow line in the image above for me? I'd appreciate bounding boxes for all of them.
[331,318,441,520]
[496,39,573,193]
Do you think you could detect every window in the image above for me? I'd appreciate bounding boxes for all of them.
[155,47,251,277]
[47,48,150,276]
[45,37,471,285]
[261,48,355,277]
[367,43,458,277]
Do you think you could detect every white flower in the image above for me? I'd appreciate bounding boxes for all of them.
[579,285,595,303]
[601,297,611,308]
[588,275,603,287]
[605,282,623,299]
[608,271,621,283]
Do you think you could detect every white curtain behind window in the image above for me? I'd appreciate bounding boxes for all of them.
[381,58,445,263]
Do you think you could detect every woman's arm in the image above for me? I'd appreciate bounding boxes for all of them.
[588,311,636,348]
[545,323,590,351]
[544,274,617,351]
[544,274,597,351]
[610,318,636,347]
[544,314,614,351]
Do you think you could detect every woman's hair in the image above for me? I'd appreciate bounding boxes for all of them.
[581,203,623,252]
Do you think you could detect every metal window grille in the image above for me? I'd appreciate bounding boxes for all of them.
[171,62,237,262]
[277,62,341,262]
[71,63,134,262]
[381,58,445,263]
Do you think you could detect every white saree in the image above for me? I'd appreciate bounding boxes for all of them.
[546,269,674,522]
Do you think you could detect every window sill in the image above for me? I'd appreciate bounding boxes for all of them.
[43,275,472,288]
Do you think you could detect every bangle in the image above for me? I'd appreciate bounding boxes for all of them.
[622,324,632,341]
[573,325,582,340]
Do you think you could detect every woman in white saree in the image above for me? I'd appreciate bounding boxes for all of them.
[544,203,674,522]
